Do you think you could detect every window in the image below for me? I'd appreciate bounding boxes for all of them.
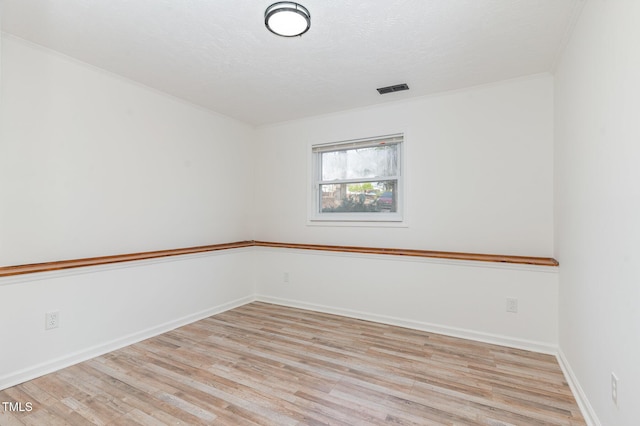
[310,134,403,222]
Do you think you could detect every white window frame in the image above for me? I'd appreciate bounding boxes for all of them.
[309,133,404,223]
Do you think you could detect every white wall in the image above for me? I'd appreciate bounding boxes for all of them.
[0,35,256,389]
[0,250,255,390]
[0,35,255,266]
[254,74,555,257]
[255,248,559,352]
[555,2,640,425]
[252,75,558,353]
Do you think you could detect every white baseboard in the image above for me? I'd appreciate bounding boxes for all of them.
[255,294,558,355]
[0,295,255,391]
[557,348,601,426]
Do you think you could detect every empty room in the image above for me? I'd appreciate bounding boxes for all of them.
[0,1,638,425]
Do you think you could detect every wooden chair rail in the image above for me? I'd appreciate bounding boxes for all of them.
[0,241,255,278]
[0,240,558,278]
[252,241,559,266]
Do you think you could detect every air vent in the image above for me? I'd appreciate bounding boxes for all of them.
[377,83,409,95]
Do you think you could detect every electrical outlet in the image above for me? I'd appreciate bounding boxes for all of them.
[45,311,59,330]
[283,272,290,283]
[506,298,518,313]
[612,372,619,405]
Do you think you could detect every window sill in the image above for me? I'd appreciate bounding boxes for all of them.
[307,215,407,228]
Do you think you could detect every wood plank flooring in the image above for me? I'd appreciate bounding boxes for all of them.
[0,302,585,425]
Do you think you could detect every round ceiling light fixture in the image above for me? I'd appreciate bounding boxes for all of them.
[265,2,311,37]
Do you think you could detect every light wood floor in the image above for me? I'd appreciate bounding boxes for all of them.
[0,302,585,425]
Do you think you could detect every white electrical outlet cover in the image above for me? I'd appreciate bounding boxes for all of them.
[45,311,60,330]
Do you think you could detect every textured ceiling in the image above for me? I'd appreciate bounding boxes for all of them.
[1,0,583,126]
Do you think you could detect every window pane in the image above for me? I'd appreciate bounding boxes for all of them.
[320,181,397,213]
[321,144,398,181]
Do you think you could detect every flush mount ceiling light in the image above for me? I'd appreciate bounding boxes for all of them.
[265,2,311,37]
